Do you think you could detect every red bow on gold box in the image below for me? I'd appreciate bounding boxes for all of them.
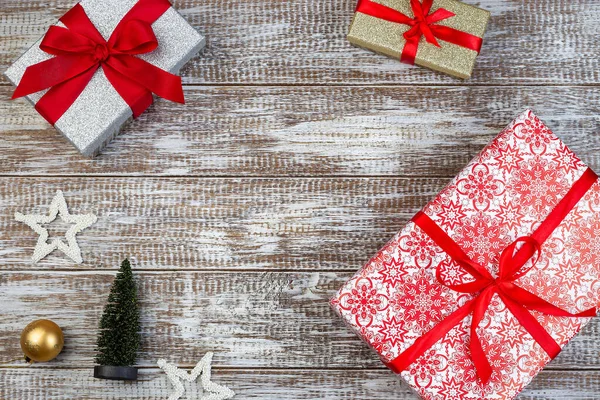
[348,0,490,79]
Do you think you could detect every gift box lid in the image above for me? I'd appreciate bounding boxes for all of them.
[4,0,206,157]
[331,109,600,399]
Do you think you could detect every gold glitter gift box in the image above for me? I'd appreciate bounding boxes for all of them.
[349,0,490,79]
[5,0,205,157]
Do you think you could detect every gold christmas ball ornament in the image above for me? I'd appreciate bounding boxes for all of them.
[20,319,64,363]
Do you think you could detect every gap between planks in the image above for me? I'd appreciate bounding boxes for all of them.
[2,82,600,88]
[0,268,367,273]
[0,174,459,179]
[1,366,600,372]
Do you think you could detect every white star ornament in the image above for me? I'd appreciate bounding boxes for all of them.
[157,352,235,400]
[15,190,97,263]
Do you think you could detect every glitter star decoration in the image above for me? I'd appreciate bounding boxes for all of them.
[157,353,235,400]
[15,190,97,263]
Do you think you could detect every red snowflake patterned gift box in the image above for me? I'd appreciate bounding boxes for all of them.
[331,109,600,399]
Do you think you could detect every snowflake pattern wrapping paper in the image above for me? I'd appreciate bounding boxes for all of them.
[331,109,600,400]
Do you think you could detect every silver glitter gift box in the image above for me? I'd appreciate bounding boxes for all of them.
[5,0,205,157]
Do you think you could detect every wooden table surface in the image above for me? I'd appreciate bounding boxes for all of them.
[1,0,600,399]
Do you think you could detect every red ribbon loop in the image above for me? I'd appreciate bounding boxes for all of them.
[355,0,483,65]
[111,20,159,54]
[386,168,598,385]
[11,0,184,125]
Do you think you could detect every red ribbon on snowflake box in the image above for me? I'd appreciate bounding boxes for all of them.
[4,0,205,157]
[331,109,600,399]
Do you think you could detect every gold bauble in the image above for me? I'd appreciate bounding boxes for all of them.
[20,319,64,363]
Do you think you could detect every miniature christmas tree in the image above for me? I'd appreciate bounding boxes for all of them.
[94,258,140,380]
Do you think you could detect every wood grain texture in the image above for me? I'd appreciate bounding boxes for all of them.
[0,177,439,271]
[1,86,599,177]
[1,368,599,399]
[1,271,600,370]
[2,0,600,398]
[1,0,600,85]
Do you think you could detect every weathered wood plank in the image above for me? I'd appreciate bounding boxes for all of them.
[0,177,439,270]
[1,0,600,85]
[1,86,599,176]
[1,271,599,369]
[2,0,599,398]
[0,367,598,399]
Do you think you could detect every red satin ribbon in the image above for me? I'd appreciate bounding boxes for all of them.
[11,0,184,125]
[386,167,598,384]
[355,0,483,64]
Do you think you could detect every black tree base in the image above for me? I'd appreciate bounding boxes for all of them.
[94,365,138,380]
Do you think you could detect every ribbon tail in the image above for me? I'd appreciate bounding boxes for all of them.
[503,283,596,318]
[429,25,483,53]
[420,24,441,48]
[425,8,456,25]
[102,62,154,118]
[35,65,99,125]
[107,55,184,104]
[12,55,97,99]
[498,291,563,359]
[386,297,476,373]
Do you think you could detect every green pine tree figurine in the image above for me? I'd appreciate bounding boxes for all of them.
[93,258,140,380]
